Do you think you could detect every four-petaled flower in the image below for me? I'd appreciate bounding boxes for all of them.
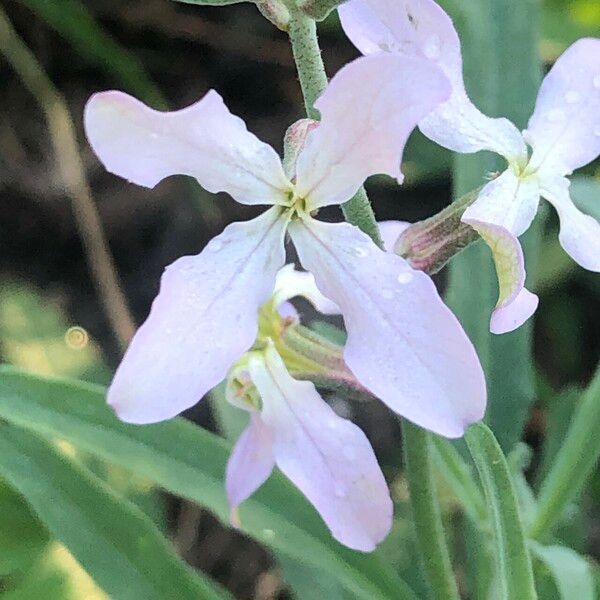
[85,59,487,438]
[225,264,393,551]
[340,0,600,334]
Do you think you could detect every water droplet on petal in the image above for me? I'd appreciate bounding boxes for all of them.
[397,272,414,284]
[565,90,581,104]
[547,109,564,123]
[593,75,600,89]
[334,482,347,498]
[327,418,338,430]
[423,35,441,60]
[381,289,394,299]
[353,246,368,258]
[343,446,357,460]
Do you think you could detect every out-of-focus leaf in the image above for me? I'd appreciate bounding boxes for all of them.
[0,282,110,384]
[17,0,165,107]
[0,423,233,600]
[465,423,536,600]
[0,367,418,600]
[173,0,248,6]
[0,480,49,576]
[530,542,595,600]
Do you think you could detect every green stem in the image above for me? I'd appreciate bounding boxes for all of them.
[286,11,382,246]
[530,363,600,540]
[465,423,537,600]
[402,421,460,600]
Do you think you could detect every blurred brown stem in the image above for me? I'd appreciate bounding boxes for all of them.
[0,6,135,350]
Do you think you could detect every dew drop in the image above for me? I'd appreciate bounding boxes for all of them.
[353,246,368,258]
[343,446,357,460]
[547,109,564,123]
[381,289,394,299]
[565,90,581,104]
[397,272,414,284]
[594,75,600,89]
[334,483,347,498]
[423,35,441,60]
[327,418,338,430]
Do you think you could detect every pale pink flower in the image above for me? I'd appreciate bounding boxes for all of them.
[340,0,600,333]
[85,57,486,441]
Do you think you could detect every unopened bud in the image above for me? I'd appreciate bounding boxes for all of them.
[283,118,319,180]
[395,188,481,275]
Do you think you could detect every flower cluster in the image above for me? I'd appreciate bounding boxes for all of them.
[340,0,600,333]
[85,0,599,552]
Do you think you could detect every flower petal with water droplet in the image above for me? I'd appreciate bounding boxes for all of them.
[85,90,292,205]
[108,207,289,423]
[338,0,527,163]
[289,215,486,438]
[248,344,392,552]
[294,53,450,208]
[525,38,600,176]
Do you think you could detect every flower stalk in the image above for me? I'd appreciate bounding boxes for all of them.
[286,10,382,247]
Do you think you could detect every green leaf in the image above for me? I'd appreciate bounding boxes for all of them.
[530,542,595,600]
[0,423,233,600]
[465,423,536,600]
[0,479,49,575]
[430,436,487,524]
[531,363,600,540]
[18,0,165,107]
[442,0,543,453]
[0,367,417,600]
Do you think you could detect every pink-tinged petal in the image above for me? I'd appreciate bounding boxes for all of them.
[248,345,392,551]
[289,216,486,438]
[462,170,540,237]
[84,90,292,205]
[108,207,289,424]
[541,177,600,272]
[525,39,600,177]
[338,0,527,163]
[378,220,410,252]
[294,54,451,208]
[226,413,275,522]
[463,219,539,334]
[273,264,340,315]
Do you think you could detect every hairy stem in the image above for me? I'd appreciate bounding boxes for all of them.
[286,11,382,246]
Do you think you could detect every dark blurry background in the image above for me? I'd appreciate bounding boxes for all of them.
[0,0,599,597]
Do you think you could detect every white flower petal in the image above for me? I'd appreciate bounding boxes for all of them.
[525,38,600,177]
[338,0,527,162]
[541,177,600,272]
[462,170,540,237]
[289,216,486,438]
[248,345,392,551]
[85,90,291,205]
[273,264,340,315]
[108,207,289,423]
[294,54,450,208]
[463,219,539,334]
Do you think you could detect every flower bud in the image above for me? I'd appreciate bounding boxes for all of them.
[395,188,481,275]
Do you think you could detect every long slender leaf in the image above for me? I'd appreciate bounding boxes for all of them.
[0,423,232,600]
[529,542,595,600]
[465,423,536,600]
[0,367,417,600]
